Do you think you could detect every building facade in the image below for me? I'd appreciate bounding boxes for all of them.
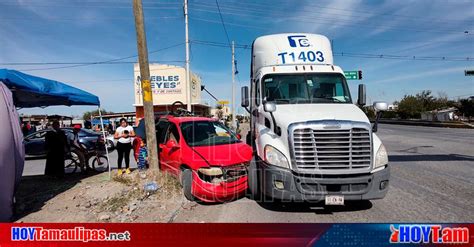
[133,64,210,120]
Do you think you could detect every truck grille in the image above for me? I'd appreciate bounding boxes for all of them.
[292,127,372,171]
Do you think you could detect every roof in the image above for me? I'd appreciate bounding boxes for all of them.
[0,69,99,107]
[161,115,215,123]
[134,115,216,140]
[424,107,457,114]
[171,116,215,123]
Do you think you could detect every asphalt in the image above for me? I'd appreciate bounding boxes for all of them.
[22,124,474,222]
[172,124,474,223]
[23,148,135,177]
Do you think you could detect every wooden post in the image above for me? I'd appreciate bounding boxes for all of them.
[133,0,159,170]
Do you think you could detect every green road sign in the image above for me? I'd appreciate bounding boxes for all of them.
[344,71,359,80]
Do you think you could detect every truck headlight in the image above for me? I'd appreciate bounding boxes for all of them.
[264,145,289,169]
[374,143,388,169]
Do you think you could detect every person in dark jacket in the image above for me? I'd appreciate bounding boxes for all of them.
[44,121,67,178]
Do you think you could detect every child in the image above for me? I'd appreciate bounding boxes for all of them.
[137,139,148,171]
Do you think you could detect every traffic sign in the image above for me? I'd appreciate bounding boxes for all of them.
[344,71,360,80]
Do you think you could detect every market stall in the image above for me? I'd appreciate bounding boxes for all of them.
[0,69,109,222]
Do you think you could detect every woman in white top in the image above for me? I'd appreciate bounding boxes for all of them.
[114,118,135,175]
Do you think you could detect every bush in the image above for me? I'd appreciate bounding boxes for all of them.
[396,90,449,119]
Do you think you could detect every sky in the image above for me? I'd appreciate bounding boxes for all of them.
[1,0,473,117]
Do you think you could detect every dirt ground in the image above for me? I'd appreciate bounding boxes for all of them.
[14,170,197,222]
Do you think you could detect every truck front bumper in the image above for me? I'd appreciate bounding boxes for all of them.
[257,162,390,202]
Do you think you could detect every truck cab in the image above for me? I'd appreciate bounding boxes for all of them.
[241,33,390,204]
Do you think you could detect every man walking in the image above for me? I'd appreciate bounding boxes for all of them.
[45,121,67,178]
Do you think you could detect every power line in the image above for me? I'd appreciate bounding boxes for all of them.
[208,0,472,25]
[191,40,474,62]
[4,40,471,72]
[189,3,471,34]
[0,2,182,9]
[0,61,184,66]
[0,16,182,21]
[17,43,185,72]
[334,52,472,61]
[214,0,232,50]
[189,16,266,30]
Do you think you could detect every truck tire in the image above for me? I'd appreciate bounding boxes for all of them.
[247,158,262,201]
[182,169,195,201]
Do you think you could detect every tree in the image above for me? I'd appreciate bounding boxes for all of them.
[458,98,474,120]
[396,90,450,119]
[397,95,423,119]
[82,109,113,121]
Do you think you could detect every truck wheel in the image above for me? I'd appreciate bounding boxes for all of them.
[182,169,195,201]
[248,159,262,201]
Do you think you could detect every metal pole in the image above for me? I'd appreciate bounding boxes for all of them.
[98,107,111,179]
[184,0,192,111]
[231,41,236,130]
[133,0,159,170]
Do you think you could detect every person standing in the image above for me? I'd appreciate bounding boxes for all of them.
[114,118,135,175]
[67,126,88,171]
[45,121,67,178]
[21,122,29,136]
[137,139,148,170]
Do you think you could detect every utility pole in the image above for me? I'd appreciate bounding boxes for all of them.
[231,41,236,130]
[133,0,159,170]
[184,0,192,112]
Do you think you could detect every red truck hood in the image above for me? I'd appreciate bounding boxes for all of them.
[191,141,252,167]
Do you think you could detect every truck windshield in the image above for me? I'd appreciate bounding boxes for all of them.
[180,121,240,147]
[262,73,352,104]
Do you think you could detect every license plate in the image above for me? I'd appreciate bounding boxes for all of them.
[325,195,344,205]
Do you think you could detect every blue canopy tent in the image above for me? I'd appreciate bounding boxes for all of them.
[0,69,100,107]
[0,69,111,221]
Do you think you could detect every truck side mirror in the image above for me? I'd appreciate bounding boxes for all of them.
[372,101,388,132]
[373,101,388,111]
[358,84,366,106]
[264,102,276,112]
[241,86,249,108]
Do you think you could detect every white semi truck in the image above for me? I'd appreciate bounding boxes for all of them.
[241,33,390,204]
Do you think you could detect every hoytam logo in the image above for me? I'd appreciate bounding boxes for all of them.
[11,227,131,242]
[390,224,469,244]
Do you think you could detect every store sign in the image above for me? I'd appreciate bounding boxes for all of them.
[135,75,182,94]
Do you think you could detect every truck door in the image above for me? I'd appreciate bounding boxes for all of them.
[250,78,261,144]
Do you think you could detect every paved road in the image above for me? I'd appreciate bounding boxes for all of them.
[23,149,130,176]
[23,124,474,222]
[172,124,474,223]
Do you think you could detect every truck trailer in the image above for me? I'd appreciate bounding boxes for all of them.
[241,33,390,204]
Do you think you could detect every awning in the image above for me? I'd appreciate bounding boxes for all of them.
[0,69,100,108]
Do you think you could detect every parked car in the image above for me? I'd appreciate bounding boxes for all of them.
[146,116,252,202]
[24,128,103,157]
[105,135,117,150]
